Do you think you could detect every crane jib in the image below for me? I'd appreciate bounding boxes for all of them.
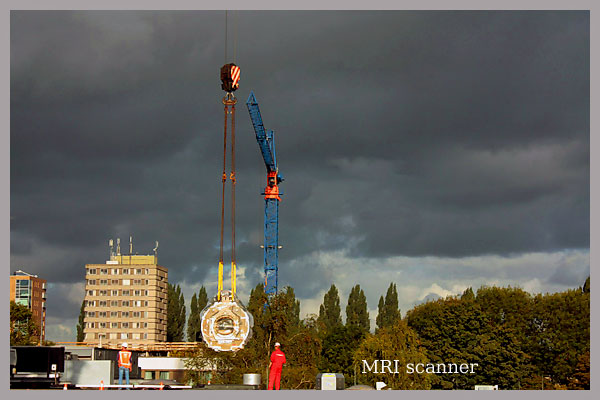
[246,92,277,172]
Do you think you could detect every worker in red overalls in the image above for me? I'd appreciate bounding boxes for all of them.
[118,342,132,387]
[268,342,286,390]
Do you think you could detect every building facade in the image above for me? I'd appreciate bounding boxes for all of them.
[83,250,168,345]
[10,270,47,343]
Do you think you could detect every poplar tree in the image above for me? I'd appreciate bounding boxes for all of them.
[345,284,370,332]
[376,283,401,331]
[198,285,209,311]
[76,299,86,342]
[187,293,199,341]
[167,283,186,341]
[187,286,208,341]
[375,296,385,332]
[318,284,342,330]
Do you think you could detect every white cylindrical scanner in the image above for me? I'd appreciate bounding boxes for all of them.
[200,290,254,352]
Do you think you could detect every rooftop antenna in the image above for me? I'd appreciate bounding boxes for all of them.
[116,238,121,256]
[129,236,133,255]
[153,241,159,257]
[109,239,114,259]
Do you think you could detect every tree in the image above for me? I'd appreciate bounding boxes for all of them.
[167,283,186,341]
[375,296,384,332]
[76,299,85,342]
[376,283,401,331]
[319,324,366,385]
[582,276,590,294]
[198,286,208,311]
[354,319,431,389]
[187,293,199,341]
[526,289,590,385]
[10,301,39,346]
[406,288,533,390]
[345,284,370,332]
[318,284,342,331]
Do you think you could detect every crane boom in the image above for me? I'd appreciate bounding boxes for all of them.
[246,91,284,297]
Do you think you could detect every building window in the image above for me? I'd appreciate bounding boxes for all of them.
[99,323,106,329]
[121,333,128,339]
[145,269,149,275]
[122,311,130,317]
[100,269,108,275]
[123,290,130,296]
[112,269,119,275]
[112,290,119,296]
[87,279,96,285]
[87,268,97,275]
[159,372,169,380]
[99,290,108,296]
[144,371,153,380]
[122,269,129,275]
[144,323,148,328]
[111,280,119,285]
[122,301,130,307]
[100,280,108,285]
[111,323,119,329]
[110,333,118,339]
[133,312,141,318]
[144,301,148,307]
[144,333,148,339]
[122,322,129,328]
[123,279,130,286]
[87,290,95,296]
[110,312,118,318]
[99,301,107,307]
[110,300,119,307]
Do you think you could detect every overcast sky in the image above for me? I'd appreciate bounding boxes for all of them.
[10,10,589,342]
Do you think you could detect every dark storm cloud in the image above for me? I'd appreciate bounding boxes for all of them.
[11,9,589,322]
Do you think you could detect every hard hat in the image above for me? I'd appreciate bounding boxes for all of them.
[275,342,281,347]
[122,342,128,348]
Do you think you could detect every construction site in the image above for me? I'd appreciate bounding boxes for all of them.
[9,10,591,392]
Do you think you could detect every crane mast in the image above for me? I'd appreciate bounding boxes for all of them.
[246,91,284,297]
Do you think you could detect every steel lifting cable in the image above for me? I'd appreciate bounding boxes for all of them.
[217,10,239,301]
[218,99,228,300]
[230,104,237,295]
[219,97,237,299]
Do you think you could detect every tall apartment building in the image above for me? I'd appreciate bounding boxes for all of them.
[83,240,168,345]
[10,270,47,343]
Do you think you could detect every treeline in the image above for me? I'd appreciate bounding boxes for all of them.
[181,277,590,390]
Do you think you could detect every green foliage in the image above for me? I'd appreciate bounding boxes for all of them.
[319,324,366,385]
[376,283,401,331]
[167,283,186,341]
[187,294,199,342]
[406,285,590,389]
[318,284,342,332]
[186,286,207,342]
[354,319,431,389]
[526,289,590,385]
[346,284,370,332]
[76,299,85,342]
[10,301,40,346]
[198,286,208,311]
[582,276,590,294]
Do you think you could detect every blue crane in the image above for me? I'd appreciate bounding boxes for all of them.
[246,91,284,297]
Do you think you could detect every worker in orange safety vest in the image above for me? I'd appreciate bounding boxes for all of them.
[118,342,132,387]
[268,342,286,390]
